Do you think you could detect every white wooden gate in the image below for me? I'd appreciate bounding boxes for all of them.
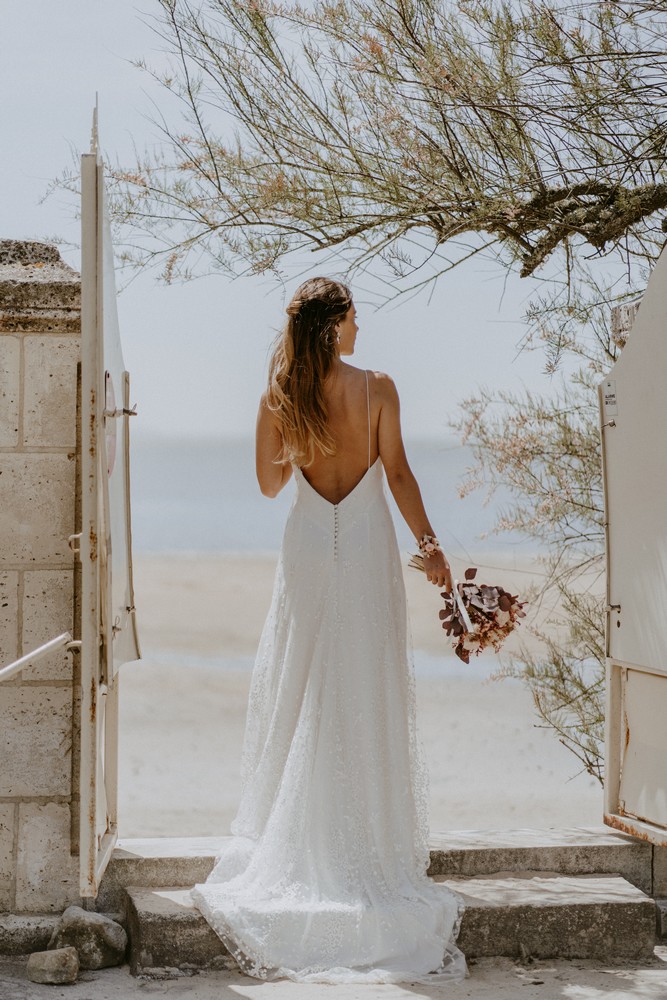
[600,244,667,847]
[78,105,141,895]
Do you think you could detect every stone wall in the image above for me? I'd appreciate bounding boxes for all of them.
[0,240,81,912]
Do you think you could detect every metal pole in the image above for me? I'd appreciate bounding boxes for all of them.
[0,633,77,684]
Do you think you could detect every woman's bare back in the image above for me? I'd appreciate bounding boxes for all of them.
[300,363,379,505]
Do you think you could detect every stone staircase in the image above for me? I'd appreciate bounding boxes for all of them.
[94,828,661,975]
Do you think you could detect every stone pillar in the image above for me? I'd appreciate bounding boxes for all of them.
[0,240,81,913]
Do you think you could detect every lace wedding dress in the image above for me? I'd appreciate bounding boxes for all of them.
[191,375,466,984]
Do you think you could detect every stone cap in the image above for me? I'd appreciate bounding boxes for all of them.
[0,240,68,266]
[0,239,80,332]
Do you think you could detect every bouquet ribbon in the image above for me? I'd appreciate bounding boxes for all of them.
[452,580,474,633]
[409,557,527,663]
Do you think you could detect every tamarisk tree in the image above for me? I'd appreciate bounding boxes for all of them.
[454,265,642,783]
[79,0,667,289]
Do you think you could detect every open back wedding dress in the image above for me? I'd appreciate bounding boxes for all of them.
[191,372,466,984]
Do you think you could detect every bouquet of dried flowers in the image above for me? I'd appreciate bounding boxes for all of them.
[409,560,527,663]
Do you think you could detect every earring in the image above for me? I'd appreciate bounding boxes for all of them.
[335,329,341,345]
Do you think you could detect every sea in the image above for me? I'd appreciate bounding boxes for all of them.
[130,436,543,679]
[130,435,541,567]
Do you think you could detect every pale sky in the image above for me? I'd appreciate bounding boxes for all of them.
[1,0,567,441]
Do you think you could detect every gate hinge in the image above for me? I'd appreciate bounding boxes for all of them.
[68,532,82,554]
[104,405,138,418]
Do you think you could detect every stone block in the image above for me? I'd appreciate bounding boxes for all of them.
[49,906,127,969]
[0,335,19,445]
[0,803,15,911]
[0,571,19,669]
[23,337,79,447]
[27,945,79,985]
[446,873,656,961]
[0,914,60,955]
[15,803,79,912]
[126,887,232,975]
[21,569,73,681]
[657,899,667,939]
[0,687,71,797]
[0,453,75,565]
[654,845,667,896]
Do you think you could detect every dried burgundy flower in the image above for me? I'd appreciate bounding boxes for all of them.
[409,559,527,663]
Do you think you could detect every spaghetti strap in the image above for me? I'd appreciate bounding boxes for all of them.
[365,369,371,471]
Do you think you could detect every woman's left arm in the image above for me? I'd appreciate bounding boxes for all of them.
[256,393,293,498]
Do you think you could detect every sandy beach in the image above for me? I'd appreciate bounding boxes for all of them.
[118,552,602,838]
[4,951,667,999]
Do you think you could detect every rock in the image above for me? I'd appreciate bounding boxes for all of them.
[49,905,127,969]
[27,946,79,984]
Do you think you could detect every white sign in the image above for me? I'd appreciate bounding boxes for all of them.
[602,379,618,416]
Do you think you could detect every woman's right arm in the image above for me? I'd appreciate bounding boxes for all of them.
[256,394,292,498]
[376,374,453,590]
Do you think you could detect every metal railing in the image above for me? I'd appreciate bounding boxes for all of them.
[0,632,80,683]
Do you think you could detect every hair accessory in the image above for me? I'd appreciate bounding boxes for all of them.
[417,534,441,556]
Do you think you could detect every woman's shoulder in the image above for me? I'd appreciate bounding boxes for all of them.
[339,363,394,387]
[367,369,398,401]
[369,369,395,382]
[352,366,395,386]
[340,364,398,403]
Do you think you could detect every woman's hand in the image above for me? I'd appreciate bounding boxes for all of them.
[423,549,453,591]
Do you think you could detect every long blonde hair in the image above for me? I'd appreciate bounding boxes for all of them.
[267,277,352,467]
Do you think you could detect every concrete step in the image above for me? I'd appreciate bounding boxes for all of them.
[126,886,234,976]
[126,874,656,975]
[445,872,656,961]
[428,827,653,892]
[101,826,653,913]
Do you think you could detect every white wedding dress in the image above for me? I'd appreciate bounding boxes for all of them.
[191,374,466,984]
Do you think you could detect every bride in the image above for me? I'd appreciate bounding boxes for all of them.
[191,277,467,984]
